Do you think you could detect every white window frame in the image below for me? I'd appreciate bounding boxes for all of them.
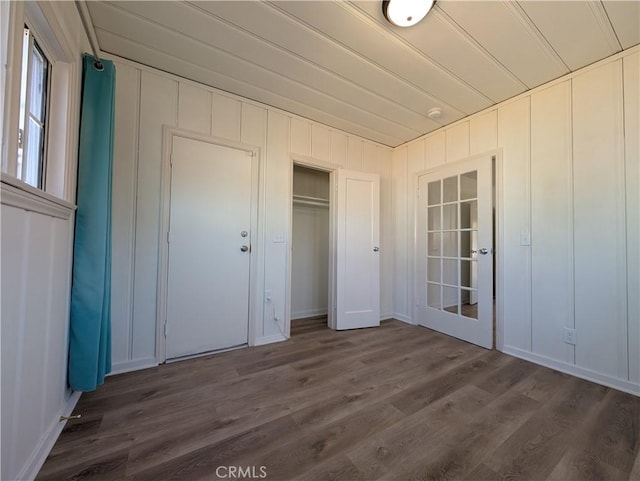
[17,26,51,189]
[2,1,82,202]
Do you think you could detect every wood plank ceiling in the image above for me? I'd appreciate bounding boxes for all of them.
[86,0,640,147]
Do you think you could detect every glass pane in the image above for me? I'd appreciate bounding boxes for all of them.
[428,181,441,206]
[443,176,458,203]
[443,286,459,314]
[428,206,441,231]
[427,283,441,309]
[461,260,477,288]
[460,171,477,200]
[25,120,42,187]
[427,258,440,282]
[442,259,458,286]
[461,289,478,319]
[460,230,478,258]
[442,232,457,257]
[442,204,457,230]
[427,232,441,256]
[30,48,45,121]
[460,200,478,229]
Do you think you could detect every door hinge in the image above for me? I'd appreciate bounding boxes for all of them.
[17,128,24,149]
[167,230,171,244]
[164,320,168,338]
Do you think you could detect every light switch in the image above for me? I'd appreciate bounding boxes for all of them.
[273,232,285,243]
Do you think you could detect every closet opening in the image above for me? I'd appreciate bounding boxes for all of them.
[290,164,331,336]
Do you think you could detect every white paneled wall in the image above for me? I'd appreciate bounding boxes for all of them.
[572,61,627,380]
[392,147,409,322]
[291,205,330,319]
[109,55,393,371]
[291,166,330,319]
[1,2,88,479]
[1,183,79,481]
[497,97,531,352]
[530,81,574,363]
[392,47,640,394]
[624,52,639,385]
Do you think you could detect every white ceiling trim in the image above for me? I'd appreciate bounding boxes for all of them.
[505,2,569,75]
[403,43,640,150]
[93,2,422,141]
[272,0,491,114]
[337,0,495,106]
[587,1,623,53]
[187,1,448,130]
[192,0,463,127]
[86,0,639,147]
[429,6,529,92]
[97,29,406,147]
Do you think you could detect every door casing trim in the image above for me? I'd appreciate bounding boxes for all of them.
[286,155,341,335]
[156,126,262,363]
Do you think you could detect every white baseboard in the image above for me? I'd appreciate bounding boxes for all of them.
[380,312,394,321]
[254,333,288,346]
[291,308,328,319]
[109,357,158,376]
[502,346,640,396]
[19,390,81,481]
[392,313,415,325]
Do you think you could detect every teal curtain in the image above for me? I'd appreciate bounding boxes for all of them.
[69,55,115,392]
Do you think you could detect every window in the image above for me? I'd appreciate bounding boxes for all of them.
[17,25,50,189]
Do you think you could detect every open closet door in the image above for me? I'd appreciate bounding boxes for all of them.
[335,169,380,330]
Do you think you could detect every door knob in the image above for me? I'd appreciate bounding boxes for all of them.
[240,245,249,252]
[241,230,248,238]
[479,248,489,255]
[373,246,380,252]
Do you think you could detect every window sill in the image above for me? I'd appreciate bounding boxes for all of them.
[1,173,75,220]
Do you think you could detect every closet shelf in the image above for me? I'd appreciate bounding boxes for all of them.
[293,194,329,208]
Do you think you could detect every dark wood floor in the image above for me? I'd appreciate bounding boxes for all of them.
[38,318,640,481]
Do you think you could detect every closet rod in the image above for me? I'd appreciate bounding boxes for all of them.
[293,198,329,208]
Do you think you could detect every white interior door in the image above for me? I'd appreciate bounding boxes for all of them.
[166,136,254,359]
[415,155,493,348]
[335,169,380,330]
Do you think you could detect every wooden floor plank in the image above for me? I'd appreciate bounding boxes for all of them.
[36,319,640,481]
[573,389,640,476]
[346,384,492,480]
[545,448,629,481]
[293,454,365,481]
[392,389,541,481]
[484,376,608,480]
[245,402,405,481]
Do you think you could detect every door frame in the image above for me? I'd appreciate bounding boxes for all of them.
[286,155,342,335]
[411,149,505,350]
[156,126,262,363]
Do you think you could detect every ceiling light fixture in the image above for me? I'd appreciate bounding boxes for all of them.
[382,0,435,28]
[427,107,442,120]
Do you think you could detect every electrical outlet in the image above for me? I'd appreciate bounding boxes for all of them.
[265,290,272,302]
[563,327,576,345]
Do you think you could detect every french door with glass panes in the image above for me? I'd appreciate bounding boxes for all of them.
[415,155,493,349]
